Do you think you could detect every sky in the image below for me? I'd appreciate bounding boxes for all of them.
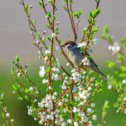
[0,0,126,68]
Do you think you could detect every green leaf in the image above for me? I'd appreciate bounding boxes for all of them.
[102,100,110,118]
[90,8,100,18]
[73,10,82,19]
[106,35,113,45]
[24,4,29,14]
[117,54,124,63]
[107,61,115,68]
[55,27,59,34]
[119,73,126,78]
[92,27,98,34]
[46,12,52,18]
[64,0,68,4]
[38,0,42,6]
[120,36,126,48]
[32,19,36,26]
[0,93,4,101]
[120,66,126,72]
[103,26,109,33]
[46,67,51,72]
[15,55,20,62]
[36,32,40,39]
[48,0,53,5]
[47,36,52,41]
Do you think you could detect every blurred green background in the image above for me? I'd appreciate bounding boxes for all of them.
[0,0,126,126]
[1,67,126,126]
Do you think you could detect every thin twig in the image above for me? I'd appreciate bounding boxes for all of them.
[81,0,101,51]
[20,0,48,58]
[70,79,75,123]
[66,1,77,42]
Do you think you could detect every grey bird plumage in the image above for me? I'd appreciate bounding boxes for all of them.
[62,41,107,81]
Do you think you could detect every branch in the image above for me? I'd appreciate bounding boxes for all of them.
[81,0,101,52]
[66,1,77,41]
[40,0,74,68]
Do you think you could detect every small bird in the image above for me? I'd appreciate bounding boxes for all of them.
[61,40,107,81]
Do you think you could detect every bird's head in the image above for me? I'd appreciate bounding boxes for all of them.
[61,41,77,50]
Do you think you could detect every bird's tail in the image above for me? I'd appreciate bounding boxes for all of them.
[93,66,107,81]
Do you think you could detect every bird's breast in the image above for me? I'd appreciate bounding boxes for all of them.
[67,49,83,67]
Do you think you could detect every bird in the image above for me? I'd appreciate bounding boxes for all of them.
[61,40,107,81]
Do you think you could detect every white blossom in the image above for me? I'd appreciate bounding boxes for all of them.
[52,67,60,73]
[88,121,93,126]
[55,46,60,51]
[88,87,92,91]
[6,113,10,118]
[66,63,69,66]
[29,87,34,92]
[86,108,92,113]
[51,33,56,38]
[30,4,33,9]
[82,57,90,66]
[42,79,48,84]
[52,73,60,81]
[74,122,79,126]
[38,94,53,110]
[44,56,48,63]
[108,42,121,55]
[81,115,88,122]
[92,115,97,121]
[39,66,45,77]
[77,42,87,48]
[56,21,60,25]
[43,30,47,35]
[36,39,40,44]
[93,39,99,44]
[123,97,126,102]
[45,50,51,55]
[91,103,96,108]
[124,109,126,114]
[54,92,58,96]
[73,107,78,113]
[62,122,67,126]
[108,84,112,90]
[78,90,89,100]
[28,107,32,115]
[122,79,126,84]
[11,119,14,123]
[62,85,67,90]
[17,72,22,77]
[56,58,61,67]
[58,101,63,106]
[67,119,72,124]
[71,69,82,82]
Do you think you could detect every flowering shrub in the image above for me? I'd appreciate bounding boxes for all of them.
[101,26,126,115]
[1,0,126,126]
[0,93,14,126]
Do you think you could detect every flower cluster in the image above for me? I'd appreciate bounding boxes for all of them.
[101,26,126,118]
[71,69,83,83]
[37,93,62,125]
[0,93,14,126]
[82,57,91,66]
[108,42,121,55]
